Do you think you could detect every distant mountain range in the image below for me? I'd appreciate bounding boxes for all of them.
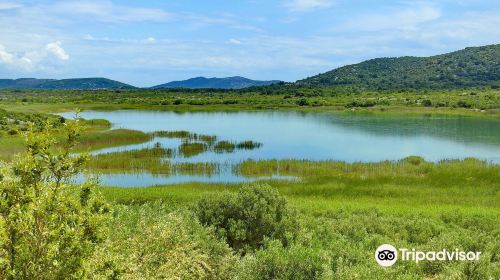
[0,76,280,90]
[0,78,135,90]
[297,44,500,89]
[151,76,281,89]
[1,44,498,90]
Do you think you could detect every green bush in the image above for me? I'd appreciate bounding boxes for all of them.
[296,98,309,106]
[237,240,333,280]
[0,121,109,280]
[422,99,433,107]
[88,202,237,279]
[192,184,298,254]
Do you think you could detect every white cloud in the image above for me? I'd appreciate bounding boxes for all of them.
[285,0,334,12]
[0,45,14,65]
[52,1,172,23]
[0,1,22,10]
[46,41,69,60]
[227,38,242,45]
[342,3,441,31]
[142,37,157,44]
[0,42,69,72]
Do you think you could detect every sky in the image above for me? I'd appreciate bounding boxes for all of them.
[0,0,499,87]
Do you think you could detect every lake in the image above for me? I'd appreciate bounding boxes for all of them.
[60,110,500,187]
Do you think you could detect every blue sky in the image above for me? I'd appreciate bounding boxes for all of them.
[0,0,499,87]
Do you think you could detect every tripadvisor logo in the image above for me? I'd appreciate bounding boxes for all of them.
[375,244,481,267]
[375,244,398,267]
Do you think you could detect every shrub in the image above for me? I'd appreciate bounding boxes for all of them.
[422,99,433,107]
[296,98,309,106]
[457,100,472,108]
[0,120,109,280]
[192,184,298,254]
[237,240,333,280]
[88,203,237,279]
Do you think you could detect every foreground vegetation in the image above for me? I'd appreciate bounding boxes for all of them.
[0,88,499,278]
[0,119,498,279]
[85,155,500,279]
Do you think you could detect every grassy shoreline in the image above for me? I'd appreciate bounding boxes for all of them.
[1,101,499,119]
[97,157,499,210]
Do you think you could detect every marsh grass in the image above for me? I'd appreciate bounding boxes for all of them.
[153,130,217,145]
[214,140,263,153]
[236,140,263,150]
[214,141,235,153]
[95,156,498,213]
[172,162,219,176]
[233,157,500,211]
[1,122,151,161]
[178,142,207,157]
[152,130,263,157]
[79,118,111,129]
[86,147,172,174]
[74,129,151,152]
[86,147,219,176]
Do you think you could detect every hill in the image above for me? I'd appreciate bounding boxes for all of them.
[297,44,500,89]
[0,78,135,90]
[151,76,280,89]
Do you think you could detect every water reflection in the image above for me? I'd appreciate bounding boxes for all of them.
[59,110,500,187]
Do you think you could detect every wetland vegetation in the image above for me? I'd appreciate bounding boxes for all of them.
[0,88,499,279]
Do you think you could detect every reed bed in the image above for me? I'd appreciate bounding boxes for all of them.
[172,162,219,176]
[86,147,171,174]
[236,140,263,150]
[178,142,207,157]
[86,147,219,176]
[213,140,235,153]
[152,130,217,145]
[75,129,151,152]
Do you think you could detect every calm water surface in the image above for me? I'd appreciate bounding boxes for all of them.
[60,110,500,187]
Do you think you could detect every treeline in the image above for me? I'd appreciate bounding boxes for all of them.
[1,86,498,112]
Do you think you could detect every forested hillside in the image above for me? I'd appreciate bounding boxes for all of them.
[297,44,500,90]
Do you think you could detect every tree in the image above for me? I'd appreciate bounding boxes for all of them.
[0,116,109,279]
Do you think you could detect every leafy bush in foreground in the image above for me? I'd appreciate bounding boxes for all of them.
[192,184,298,254]
[237,240,333,280]
[88,202,237,279]
[0,121,109,280]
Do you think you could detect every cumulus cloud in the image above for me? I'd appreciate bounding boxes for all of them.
[285,0,334,12]
[0,45,14,64]
[46,41,69,60]
[0,42,69,72]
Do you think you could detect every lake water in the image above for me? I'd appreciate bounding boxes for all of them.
[60,110,500,187]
